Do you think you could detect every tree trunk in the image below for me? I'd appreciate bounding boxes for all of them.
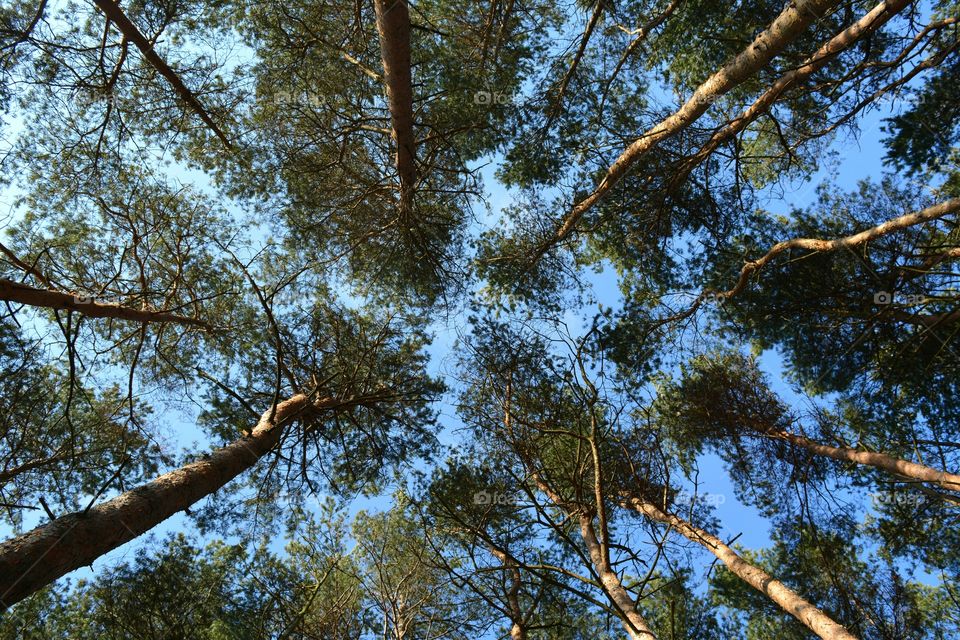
[626,496,857,640]
[0,278,210,328]
[544,0,840,253]
[673,0,911,185]
[769,429,960,492]
[373,0,417,218]
[578,516,657,639]
[0,394,312,609]
[489,546,528,640]
[528,469,656,638]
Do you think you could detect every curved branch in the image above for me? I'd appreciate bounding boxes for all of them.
[669,197,960,325]
[598,0,683,114]
[544,0,606,130]
[765,428,960,492]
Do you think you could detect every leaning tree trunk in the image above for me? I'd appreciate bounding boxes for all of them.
[625,496,857,640]
[0,394,313,609]
[528,469,656,639]
[547,0,841,249]
[672,0,911,185]
[768,428,960,492]
[373,0,417,218]
[92,0,230,148]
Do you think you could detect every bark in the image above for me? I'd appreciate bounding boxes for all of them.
[885,308,960,328]
[92,0,231,148]
[625,496,857,640]
[537,0,840,259]
[768,429,960,492]
[530,472,656,639]
[0,277,210,328]
[672,0,911,188]
[489,546,527,640]
[374,0,417,218]
[578,516,657,639]
[0,394,314,608]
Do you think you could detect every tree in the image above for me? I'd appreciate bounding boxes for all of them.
[0,0,958,637]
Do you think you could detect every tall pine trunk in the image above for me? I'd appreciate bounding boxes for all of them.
[625,496,857,640]
[0,394,312,608]
[374,0,417,218]
[769,429,960,492]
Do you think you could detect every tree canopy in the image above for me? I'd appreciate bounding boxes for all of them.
[0,0,958,638]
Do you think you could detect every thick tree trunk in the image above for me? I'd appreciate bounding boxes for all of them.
[769,429,960,492]
[542,0,840,255]
[0,394,312,609]
[0,277,209,328]
[673,0,911,186]
[92,0,231,148]
[373,0,417,218]
[625,496,857,640]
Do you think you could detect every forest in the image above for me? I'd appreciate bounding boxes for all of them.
[0,0,958,637]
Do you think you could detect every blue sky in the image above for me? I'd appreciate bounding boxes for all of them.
[0,2,941,616]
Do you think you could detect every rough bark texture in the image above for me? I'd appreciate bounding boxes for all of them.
[0,277,210,328]
[374,0,417,218]
[92,0,231,148]
[542,0,841,255]
[0,394,311,609]
[626,497,857,640]
[770,429,960,492]
[673,0,911,185]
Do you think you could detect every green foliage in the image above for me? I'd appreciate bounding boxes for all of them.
[710,524,960,639]
[0,0,959,636]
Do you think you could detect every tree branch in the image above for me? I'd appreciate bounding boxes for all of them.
[0,277,211,328]
[92,0,231,149]
[670,0,912,190]
[529,0,841,264]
